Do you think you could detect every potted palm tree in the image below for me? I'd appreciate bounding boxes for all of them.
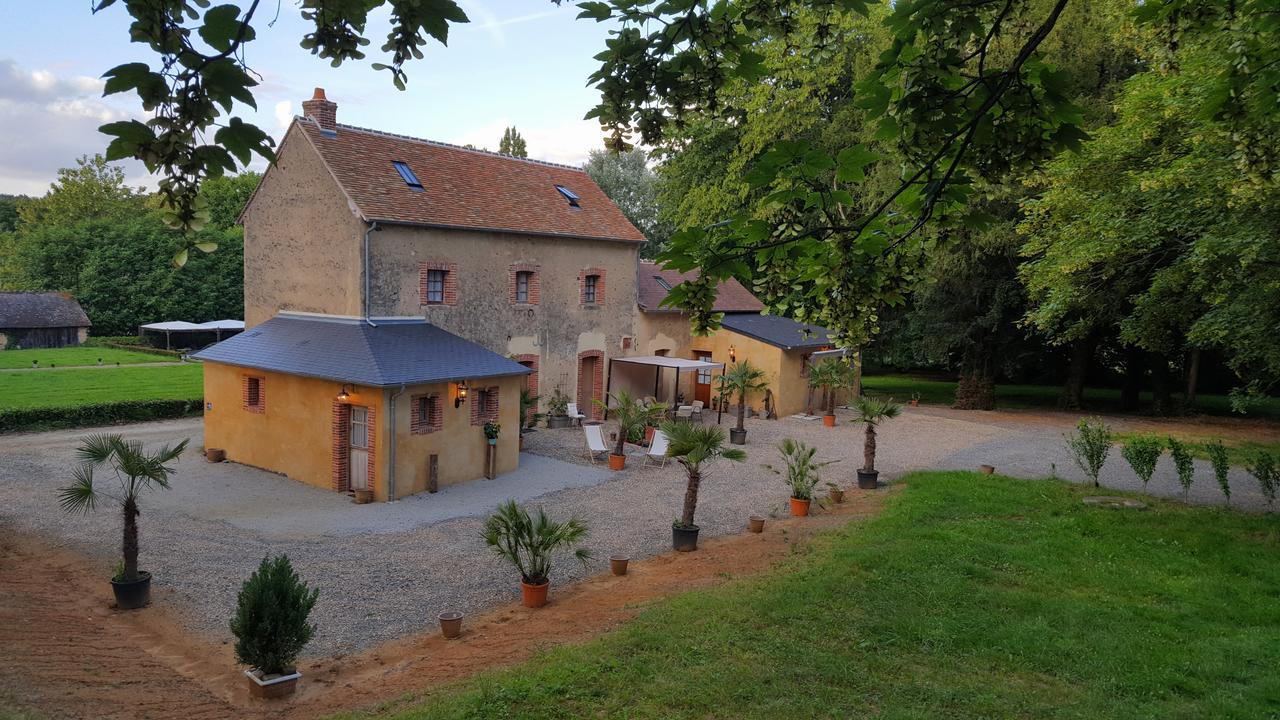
[764,438,838,516]
[720,360,769,445]
[851,396,902,489]
[58,433,188,609]
[662,421,746,551]
[231,555,318,699]
[482,500,590,608]
[595,390,667,470]
[808,360,853,427]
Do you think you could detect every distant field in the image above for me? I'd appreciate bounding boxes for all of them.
[0,363,203,410]
[862,373,1280,420]
[0,346,169,369]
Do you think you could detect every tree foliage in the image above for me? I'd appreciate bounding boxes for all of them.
[583,148,672,258]
[230,555,318,676]
[498,126,528,158]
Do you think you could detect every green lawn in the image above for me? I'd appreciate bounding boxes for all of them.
[863,373,1280,419]
[0,346,170,369]
[0,363,203,410]
[350,472,1280,720]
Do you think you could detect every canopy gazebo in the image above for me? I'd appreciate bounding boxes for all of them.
[605,355,726,420]
[139,319,245,349]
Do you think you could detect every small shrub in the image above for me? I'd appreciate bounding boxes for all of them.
[1167,437,1196,500]
[1203,440,1231,505]
[1120,435,1163,493]
[230,555,318,676]
[482,501,590,586]
[763,438,837,500]
[1247,451,1277,508]
[1065,418,1112,487]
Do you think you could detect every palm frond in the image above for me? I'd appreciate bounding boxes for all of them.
[58,464,98,515]
[76,433,118,465]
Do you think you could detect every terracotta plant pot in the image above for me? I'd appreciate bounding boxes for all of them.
[521,580,550,608]
[644,425,656,446]
[245,668,300,699]
[608,453,626,471]
[110,571,151,610]
[672,524,699,552]
[353,489,374,504]
[857,469,879,490]
[610,555,629,576]
[980,464,995,475]
[438,611,463,639]
[910,399,920,407]
[829,488,845,504]
[789,497,811,517]
[747,515,765,533]
[205,448,225,463]
[822,414,836,427]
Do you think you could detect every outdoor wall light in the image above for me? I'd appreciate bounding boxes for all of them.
[728,345,737,362]
[337,384,352,401]
[455,381,469,408]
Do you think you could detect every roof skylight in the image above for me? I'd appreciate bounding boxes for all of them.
[393,161,423,191]
[654,276,672,291]
[555,185,580,207]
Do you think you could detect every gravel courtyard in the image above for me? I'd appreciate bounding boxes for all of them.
[0,406,1273,656]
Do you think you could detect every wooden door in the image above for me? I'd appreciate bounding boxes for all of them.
[349,406,370,491]
[693,351,713,405]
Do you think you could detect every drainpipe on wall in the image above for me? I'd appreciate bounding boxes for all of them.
[386,384,406,502]
[363,221,381,327]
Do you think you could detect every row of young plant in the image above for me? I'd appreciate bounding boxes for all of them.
[1065,418,1279,507]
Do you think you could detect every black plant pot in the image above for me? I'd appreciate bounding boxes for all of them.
[729,428,747,445]
[857,469,879,490]
[111,570,151,609]
[672,524,700,552]
[547,416,573,429]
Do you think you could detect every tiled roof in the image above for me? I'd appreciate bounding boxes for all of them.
[718,313,834,350]
[192,313,531,387]
[294,119,647,244]
[636,262,765,313]
[0,292,91,329]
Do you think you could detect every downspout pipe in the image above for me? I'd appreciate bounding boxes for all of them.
[386,383,406,502]
[363,221,381,327]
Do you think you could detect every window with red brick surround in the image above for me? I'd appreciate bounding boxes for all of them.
[242,375,265,413]
[509,264,540,305]
[579,268,605,304]
[470,386,500,426]
[419,261,458,306]
[410,394,443,434]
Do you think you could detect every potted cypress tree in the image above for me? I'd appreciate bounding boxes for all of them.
[720,360,769,445]
[662,421,746,551]
[231,555,318,699]
[851,397,901,489]
[482,500,590,608]
[58,433,189,609]
[594,390,666,470]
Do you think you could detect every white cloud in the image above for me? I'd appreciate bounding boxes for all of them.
[447,117,609,168]
[274,100,294,132]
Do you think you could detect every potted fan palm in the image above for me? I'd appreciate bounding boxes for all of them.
[763,438,838,516]
[58,433,189,609]
[721,360,769,444]
[482,500,590,608]
[808,360,853,427]
[662,421,746,551]
[231,555,318,698]
[851,397,902,489]
[594,390,667,470]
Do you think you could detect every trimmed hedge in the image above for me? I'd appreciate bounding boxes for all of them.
[0,399,203,434]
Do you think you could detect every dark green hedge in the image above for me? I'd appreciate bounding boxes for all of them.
[0,399,203,434]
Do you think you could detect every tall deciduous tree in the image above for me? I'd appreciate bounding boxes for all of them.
[498,126,528,158]
[583,149,671,257]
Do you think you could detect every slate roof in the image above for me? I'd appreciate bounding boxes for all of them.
[192,313,531,387]
[0,292,91,329]
[636,262,764,313]
[293,119,647,244]
[718,313,834,350]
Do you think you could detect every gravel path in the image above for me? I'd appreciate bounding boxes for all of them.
[0,407,1273,656]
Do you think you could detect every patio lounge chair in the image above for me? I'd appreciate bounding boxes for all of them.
[643,429,670,468]
[567,402,587,425]
[690,400,705,420]
[584,424,609,464]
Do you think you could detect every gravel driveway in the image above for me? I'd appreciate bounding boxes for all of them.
[0,407,1272,656]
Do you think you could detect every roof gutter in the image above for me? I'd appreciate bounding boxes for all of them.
[363,221,381,327]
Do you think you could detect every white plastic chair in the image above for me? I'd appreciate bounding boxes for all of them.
[584,424,608,464]
[675,405,694,422]
[690,400,705,420]
[643,430,670,468]
[567,402,587,425]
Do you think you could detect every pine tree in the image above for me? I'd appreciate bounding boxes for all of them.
[498,126,528,158]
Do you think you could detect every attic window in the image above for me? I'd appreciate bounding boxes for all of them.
[654,276,672,291]
[393,161,424,191]
[555,185,581,208]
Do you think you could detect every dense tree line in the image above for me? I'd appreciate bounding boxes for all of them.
[0,156,256,336]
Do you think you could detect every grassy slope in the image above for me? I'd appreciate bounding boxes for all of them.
[0,347,169,369]
[862,374,1280,419]
[353,472,1280,720]
[0,363,203,410]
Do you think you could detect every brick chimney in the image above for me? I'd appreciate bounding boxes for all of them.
[301,87,337,132]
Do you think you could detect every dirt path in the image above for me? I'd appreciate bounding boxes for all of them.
[0,489,891,720]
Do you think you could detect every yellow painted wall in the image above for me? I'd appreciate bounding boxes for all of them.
[688,330,814,418]
[203,361,523,501]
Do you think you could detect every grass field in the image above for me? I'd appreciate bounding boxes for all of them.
[353,472,1280,720]
[0,363,203,410]
[0,346,170,369]
[863,373,1280,419]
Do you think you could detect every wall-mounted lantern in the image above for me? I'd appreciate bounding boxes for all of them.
[337,384,352,401]
[728,345,737,363]
[455,380,469,408]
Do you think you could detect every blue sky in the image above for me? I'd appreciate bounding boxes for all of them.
[0,1,620,195]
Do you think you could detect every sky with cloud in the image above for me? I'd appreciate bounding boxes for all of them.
[0,1,621,196]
